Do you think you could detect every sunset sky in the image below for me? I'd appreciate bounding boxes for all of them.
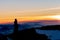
[0,0,60,24]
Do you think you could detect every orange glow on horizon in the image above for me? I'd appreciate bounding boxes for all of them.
[0,15,60,24]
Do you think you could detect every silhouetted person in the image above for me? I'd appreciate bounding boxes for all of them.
[10,19,18,40]
[13,19,18,33]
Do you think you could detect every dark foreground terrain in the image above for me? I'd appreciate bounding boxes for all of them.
[6,28,50,40]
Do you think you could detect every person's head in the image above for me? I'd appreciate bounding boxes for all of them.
[14,19,17,23]
[15,19,17,21]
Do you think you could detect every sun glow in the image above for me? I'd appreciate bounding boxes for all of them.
[51,15,60,20]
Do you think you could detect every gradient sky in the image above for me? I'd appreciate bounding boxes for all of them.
[0,0,60,24]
